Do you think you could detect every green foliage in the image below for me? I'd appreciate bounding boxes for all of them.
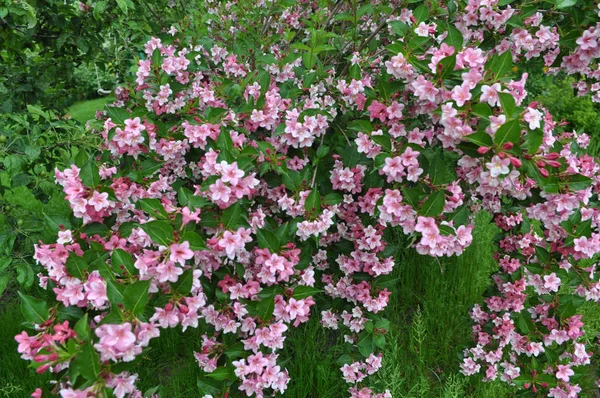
[0,0,203,112]
[527,73,600,154]
[0,108,95,297]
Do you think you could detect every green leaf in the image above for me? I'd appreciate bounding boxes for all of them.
[443,23,463,50]
[224,342,246,360]
[123,280,151,315]
[106,107,129,125]
[487,51,513,78]
[527,129,543,154]
[413,4,429,23]
[357,332,374,357]
[15,262,34,288]
[464,131,493,147]
[498,92,517,119]
[221,202,243,229]
[112,249,135,276]
[66,253,89,279]
[140,221,174,246]
[106,279,126,305]
[73,343,101,381]
[137,198,168,218]
[74,314,91,341]
[323,193,343,205]
[206,367,235,381]
[556,0,577,8]
[292,286,321,299]
[566,174,593,191]
[316,145,330,158]
[420,190,445,217]
[471,103,492,120]
[305,190,321,214]
[172,268,194,294]
[80,160,100,188]
[257,228,279,253]
[257,295,275,321]
[181,230,206,250]
[493,119,522,146]
[0,274,9,297]
[18,292,48,324]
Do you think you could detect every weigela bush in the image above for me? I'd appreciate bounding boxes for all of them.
[15,1,600,397]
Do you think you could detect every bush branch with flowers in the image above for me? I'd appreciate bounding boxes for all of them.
[15,0,600,397]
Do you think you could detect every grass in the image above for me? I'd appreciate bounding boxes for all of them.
[66,95,115,124]
[0,302,49,397]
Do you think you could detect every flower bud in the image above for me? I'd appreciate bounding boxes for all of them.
[545,152,561,160]
[547,160,561,168]
[536,160,546,168]
[34,354,49,363]
[502,142,514,150]
[477,146,489,155]
[509,157,522,168]
[36,363,51,374]
[165,302,174,311]
[539,167,549,178]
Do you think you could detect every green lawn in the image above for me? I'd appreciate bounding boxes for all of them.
[67,95,115,124]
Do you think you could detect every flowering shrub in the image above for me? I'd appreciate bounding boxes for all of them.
[15,0,600,397]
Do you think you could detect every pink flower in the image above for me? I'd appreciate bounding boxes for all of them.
[169,241,194,265]
[555,365,574,382]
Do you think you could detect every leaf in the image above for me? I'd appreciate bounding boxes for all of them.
[80,159,100,188]
[527,129,543,154]
[498,92,517,119]
[65,253,88,279]
[74,314,91,341]
[257,295,275,321]
[197,377,222,395]
[224,342,246,360]
[443,23,463,50]
[487,51,513,78]
[566,174,593,191]
[323,193,343,205]
[140,221,174,246]
[493,119,522,146]
[292,286,321,299]
[106,106,129,125]
[73,343,101,381]
[556,0,577,8]
[464,131,493,147]
[106,279,126,305]
[0,275,9,297]
[15,262,34,288]
[221,202,243,229]
[123,280,151,315]
[413,4,429,23]
[206,367,235,381]
[305,190,321,214]
[137,198,168,218]
[357,332,374,357]
[420,190,445,217]
[181,230,206,250]
[112,249,135,276]
[257,228,279,253]
[471,103,493,120]
[172,268,194,294]
[18,292,48,324]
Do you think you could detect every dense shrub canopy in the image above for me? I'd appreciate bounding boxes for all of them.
[13,0,600,397]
